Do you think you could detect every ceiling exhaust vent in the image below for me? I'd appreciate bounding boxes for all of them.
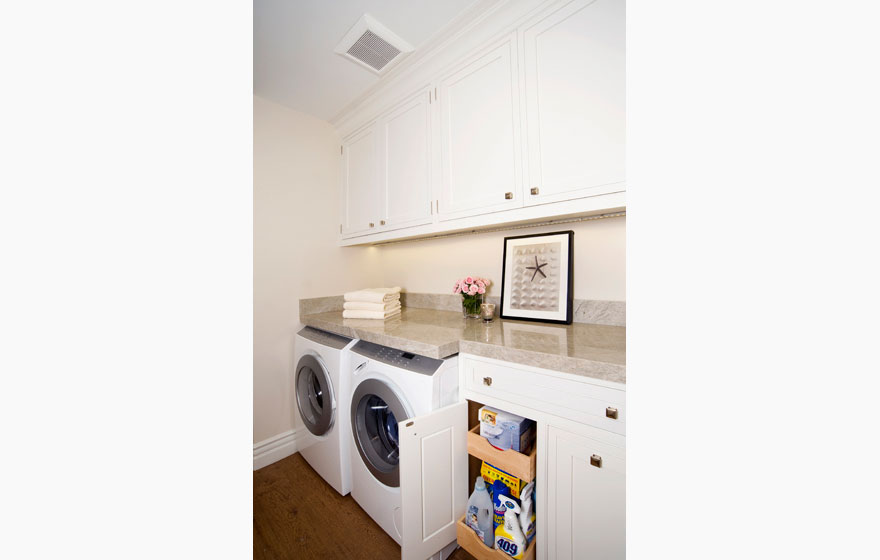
[335,14,413,75]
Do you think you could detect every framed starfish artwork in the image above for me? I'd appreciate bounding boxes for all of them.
[499,230,574,324]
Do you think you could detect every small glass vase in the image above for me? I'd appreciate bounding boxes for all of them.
[461,294,483,319]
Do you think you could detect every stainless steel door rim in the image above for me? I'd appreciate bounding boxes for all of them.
[295,353,335,436]
[350,376,411,488]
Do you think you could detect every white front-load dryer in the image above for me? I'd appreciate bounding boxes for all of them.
[348,340,459,545]
[293,327,357,496]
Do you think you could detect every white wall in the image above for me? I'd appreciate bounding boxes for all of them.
[376,216,625,301]
[254,96,381,444]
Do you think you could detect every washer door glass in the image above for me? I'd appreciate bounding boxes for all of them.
[350,378,410,488]
[295,354,334,436]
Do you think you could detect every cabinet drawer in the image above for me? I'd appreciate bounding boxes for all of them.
[463,357,625,435]
[467,425,536,482]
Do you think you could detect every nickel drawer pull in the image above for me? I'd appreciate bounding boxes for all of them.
[590,454,602,468]
[606,407,618,420]
[483,376,492,387]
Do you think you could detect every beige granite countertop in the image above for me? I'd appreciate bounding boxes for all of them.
[300,307,625,384]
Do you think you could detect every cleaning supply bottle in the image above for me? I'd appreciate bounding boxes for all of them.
[518,480,536,543]
[492,479,511,532]
[465,476,494,547]
[494,495,527,559]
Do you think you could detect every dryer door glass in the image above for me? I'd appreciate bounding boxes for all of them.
[295,354,335,436]
[351,378,410,488]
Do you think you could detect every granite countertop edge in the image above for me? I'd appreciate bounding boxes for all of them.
[300,313,625,385]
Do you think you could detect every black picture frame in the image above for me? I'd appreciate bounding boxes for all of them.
[499,230,574,325]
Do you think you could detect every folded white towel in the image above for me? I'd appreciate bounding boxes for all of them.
[343,287,402,304]
[342,308,402,320]
[343,300,401,312]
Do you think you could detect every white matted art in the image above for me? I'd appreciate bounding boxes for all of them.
[500,231,573,324]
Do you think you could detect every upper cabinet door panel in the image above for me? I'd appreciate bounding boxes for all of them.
[342,123,380,237]
[523,0,625,205]
[382,91,433,231]
[438,35,523,221]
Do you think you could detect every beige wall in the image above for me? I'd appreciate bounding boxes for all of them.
[376,216,625,301]
[254,96,381,443]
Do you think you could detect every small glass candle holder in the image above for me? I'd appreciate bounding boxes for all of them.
[480,303,496,323]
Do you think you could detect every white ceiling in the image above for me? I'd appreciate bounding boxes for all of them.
[254,0,478,121]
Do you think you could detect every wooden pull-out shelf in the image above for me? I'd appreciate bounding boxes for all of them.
[456,515,535,560]
[467,425,536,482]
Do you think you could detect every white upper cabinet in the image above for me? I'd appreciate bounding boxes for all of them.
[437,34,524,221]
[341,122,380,237]
[335,0,626,245]
[521,0,625,205]
[341,90,433,239]
[381,89,434,231]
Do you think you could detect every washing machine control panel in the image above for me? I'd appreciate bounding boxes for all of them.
[352,340,445,376]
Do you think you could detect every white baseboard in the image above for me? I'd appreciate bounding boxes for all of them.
[253,429,299,470]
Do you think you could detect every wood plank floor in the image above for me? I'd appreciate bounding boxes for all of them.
[254,452,477,560]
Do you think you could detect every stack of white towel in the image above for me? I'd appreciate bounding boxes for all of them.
[342,287,402,320]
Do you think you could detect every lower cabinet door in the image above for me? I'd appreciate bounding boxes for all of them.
[400,402,469,560]
[546,424,625,559]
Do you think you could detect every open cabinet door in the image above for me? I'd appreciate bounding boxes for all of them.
[399,401,468,560]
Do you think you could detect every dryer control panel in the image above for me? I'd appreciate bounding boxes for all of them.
[352,340,445,376]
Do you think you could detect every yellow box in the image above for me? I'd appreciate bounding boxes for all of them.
[481,461,525,499]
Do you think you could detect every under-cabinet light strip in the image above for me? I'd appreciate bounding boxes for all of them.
[370,211,626,246]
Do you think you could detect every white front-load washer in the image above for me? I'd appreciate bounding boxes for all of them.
[293,327,357,496]
[348,340,459,546]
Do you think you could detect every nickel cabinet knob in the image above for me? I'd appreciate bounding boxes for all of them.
[483,376,492,386]
[530,187,540,195]
[504,192,513,200]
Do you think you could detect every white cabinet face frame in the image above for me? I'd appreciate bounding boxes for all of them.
[457,352,626,560]
[521,0,626,206]
[341,122,381,237]
[437,33,525,221]
[380,88,435,232]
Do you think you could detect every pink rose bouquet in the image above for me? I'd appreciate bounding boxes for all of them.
[454,276,491,318]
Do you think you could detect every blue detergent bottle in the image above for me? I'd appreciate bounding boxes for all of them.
[492,479,510,533]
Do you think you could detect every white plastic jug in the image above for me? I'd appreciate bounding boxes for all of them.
[465,476,494,547]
